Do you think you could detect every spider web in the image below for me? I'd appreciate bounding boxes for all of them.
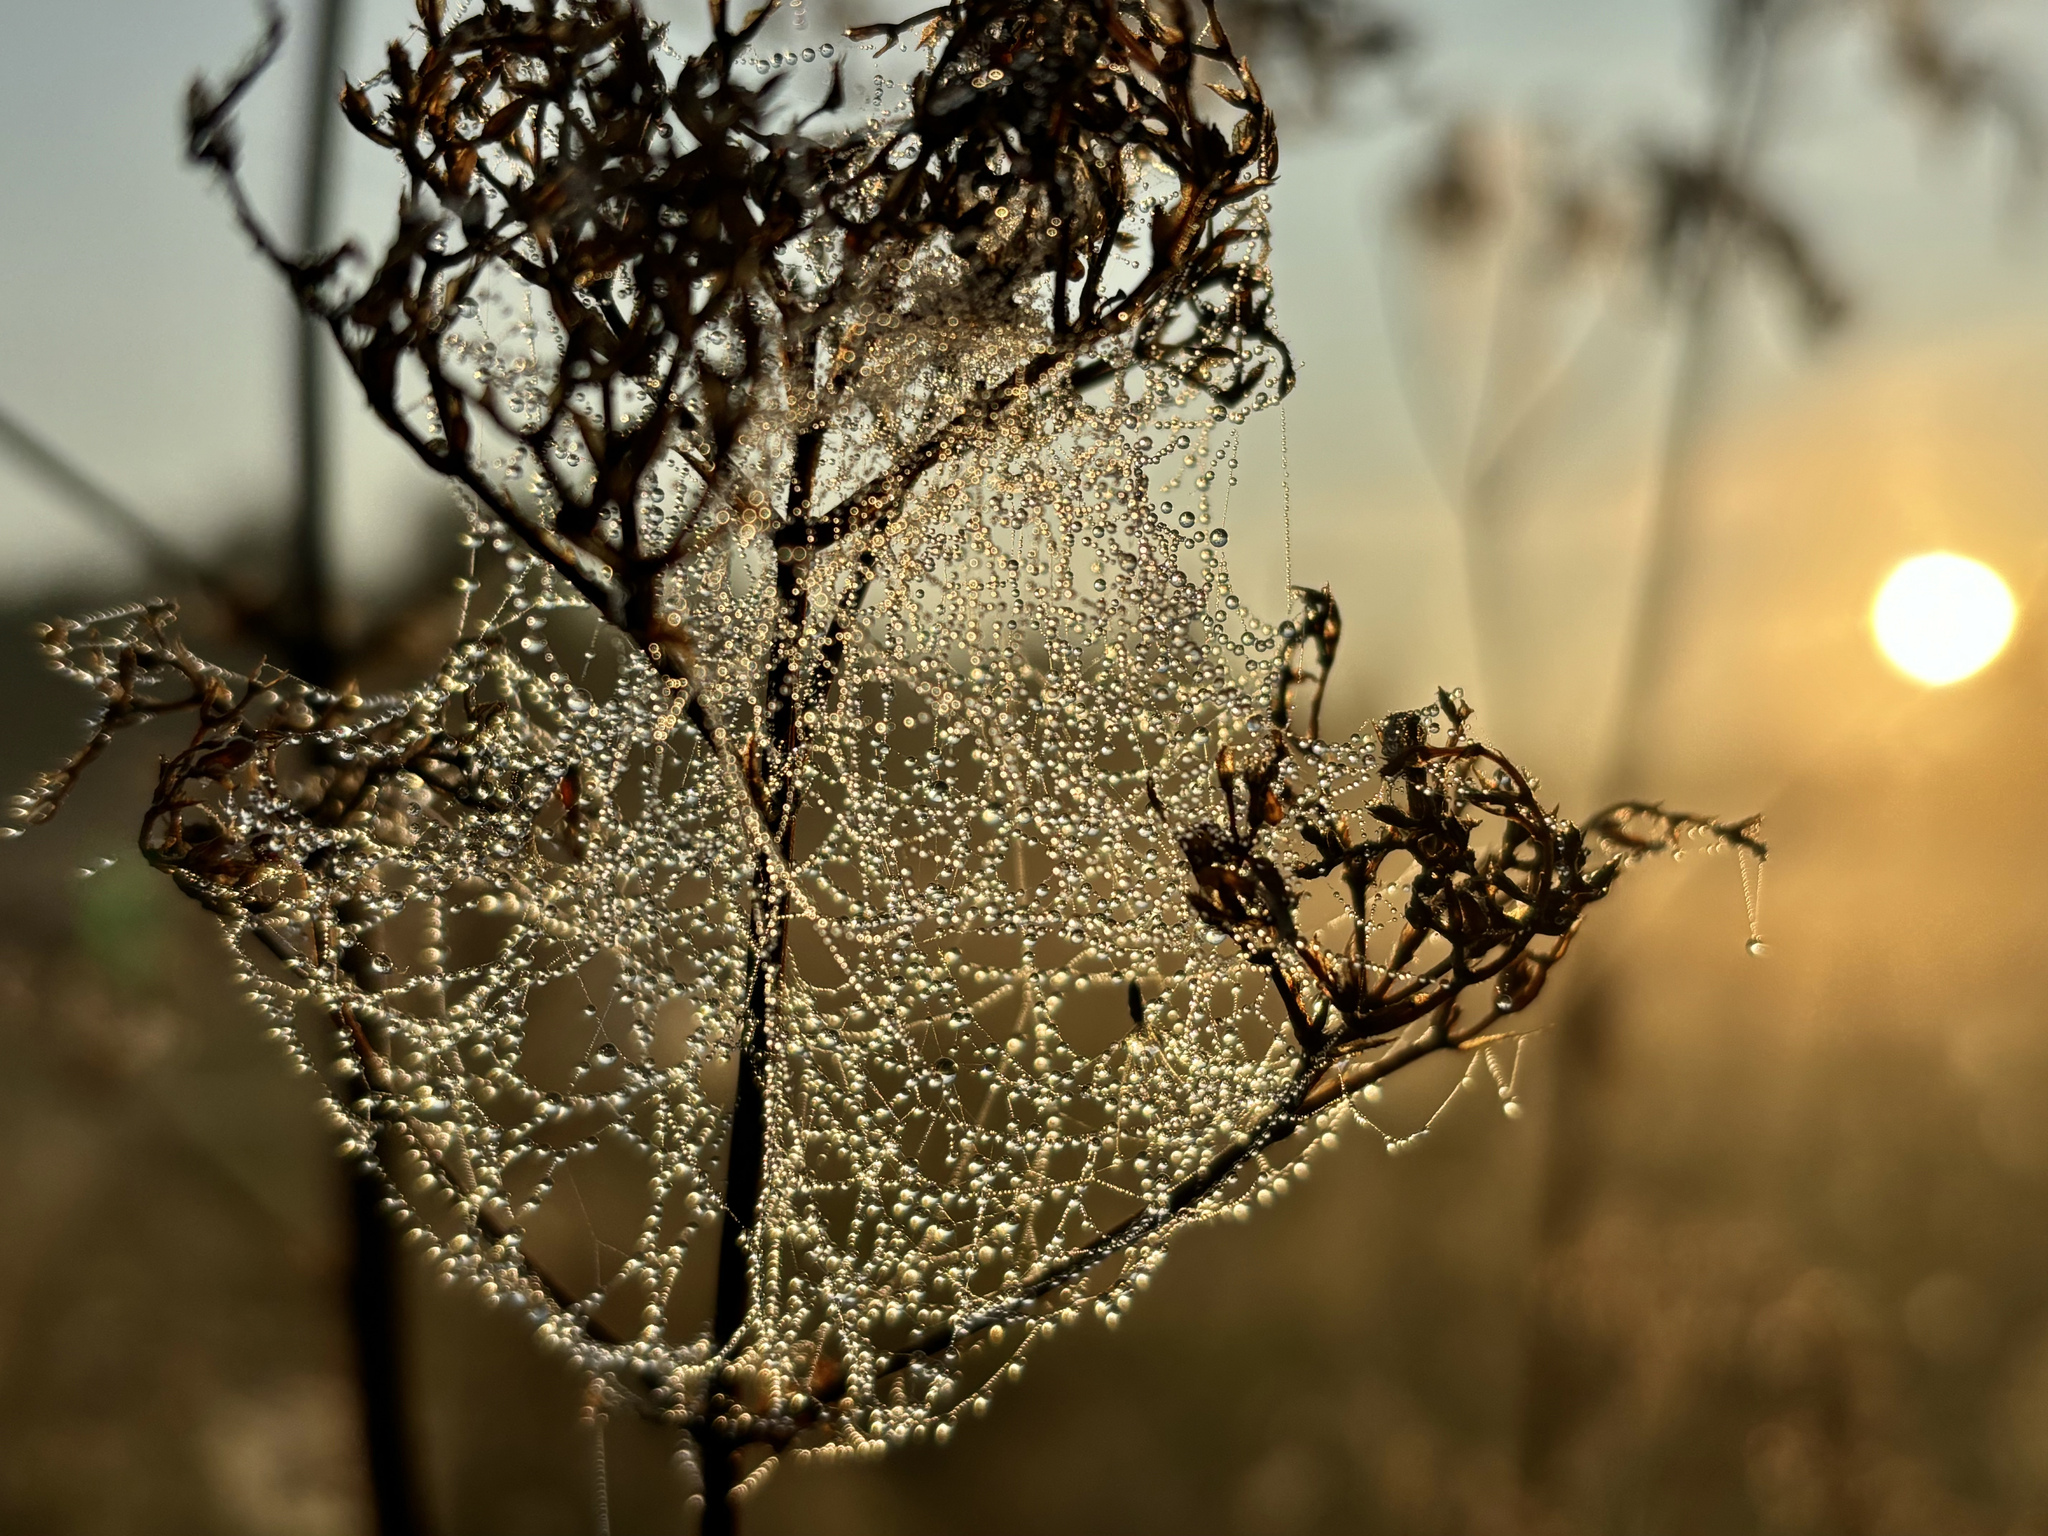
[185,348,1421,1461]
[16,197,1626,1477]
[17,242,1753,1491]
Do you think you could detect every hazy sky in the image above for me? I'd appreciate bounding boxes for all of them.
[2,0,2043,766]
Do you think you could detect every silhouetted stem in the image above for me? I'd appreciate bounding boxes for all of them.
[699,1452,741,1536]
[281,1,424,1529]
[703,455,834,1530]
[714,884,779,1352]
[289,0,348,684]
[348,1156,422,1536]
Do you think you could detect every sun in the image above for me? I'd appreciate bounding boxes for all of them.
[1871,552,2016,686]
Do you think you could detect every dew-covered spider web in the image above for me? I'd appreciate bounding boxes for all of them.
[207,363,1416,1452]
[16,0,1767,1495]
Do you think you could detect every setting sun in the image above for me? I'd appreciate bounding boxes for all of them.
[1871,552,2016,686]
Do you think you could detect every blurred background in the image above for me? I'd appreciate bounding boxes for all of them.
[4,0,2048,1532]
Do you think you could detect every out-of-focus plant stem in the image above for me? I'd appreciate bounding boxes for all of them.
[0,406,216,594]
[1515,3,1789,1503]
[283,2,425,1532]
[2,4,421,1525]
[290,0,346,690]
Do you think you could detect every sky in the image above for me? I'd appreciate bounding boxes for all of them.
[1,0,2044,773]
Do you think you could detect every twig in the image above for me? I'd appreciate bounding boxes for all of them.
[0,402,221,596]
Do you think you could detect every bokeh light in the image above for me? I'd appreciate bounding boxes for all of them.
[1871,552,2016,686]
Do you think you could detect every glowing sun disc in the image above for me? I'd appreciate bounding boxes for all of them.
[1871,552,2016,686]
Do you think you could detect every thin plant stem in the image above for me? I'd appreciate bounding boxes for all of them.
[1514,3,1789,1501]
[283,1,426,1530]
[0,403,221,598]
[348,1154,424,1536]
[289,0,348,685]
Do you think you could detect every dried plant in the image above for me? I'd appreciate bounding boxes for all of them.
[187,0,1287,667]
[14,0,1757,1526]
